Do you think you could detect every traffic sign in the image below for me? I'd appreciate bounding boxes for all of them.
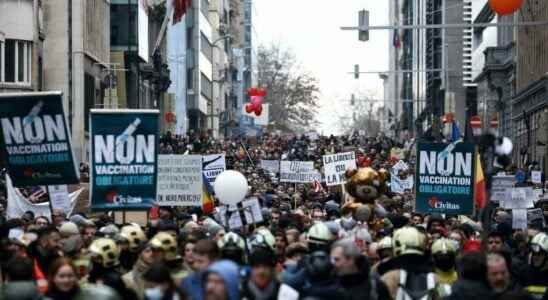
[470,115,481,128]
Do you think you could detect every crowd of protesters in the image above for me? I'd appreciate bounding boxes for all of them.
[0,131,546,300]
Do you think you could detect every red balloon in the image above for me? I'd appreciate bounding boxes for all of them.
[257,89,267,97]
[247,88,258,96]
[251,96,262,106]
[489,0,523,15]
[254,106,262,116]
[245,104,253,113]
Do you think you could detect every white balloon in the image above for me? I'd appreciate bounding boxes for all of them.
[214,170,249,206]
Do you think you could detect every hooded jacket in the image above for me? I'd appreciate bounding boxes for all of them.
[204,260,241,300]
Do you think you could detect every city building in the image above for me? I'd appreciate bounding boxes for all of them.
[512,0,548,172]
[0,0,111,163]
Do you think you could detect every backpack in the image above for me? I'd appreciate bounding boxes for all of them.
[395,269,437,300]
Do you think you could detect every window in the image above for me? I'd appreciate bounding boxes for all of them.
[200,33,212,61]
[1,39,32,84]
[200,72,212,100]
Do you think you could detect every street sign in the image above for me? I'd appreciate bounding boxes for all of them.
[515,170,526,184]
[470,115,481,128]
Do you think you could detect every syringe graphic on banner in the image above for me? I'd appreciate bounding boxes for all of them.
[437,140,461,176]
[21,101,44,143]
[116,118,141,148]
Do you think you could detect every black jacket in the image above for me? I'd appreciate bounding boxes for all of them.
[444,279,494,300]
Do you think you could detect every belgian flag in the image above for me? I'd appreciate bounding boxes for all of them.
[202,173,215,214]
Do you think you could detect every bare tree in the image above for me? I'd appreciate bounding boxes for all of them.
[256,44,320,133]
[335,91,381,136]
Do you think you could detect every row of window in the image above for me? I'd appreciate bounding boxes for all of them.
[0,39,32,84]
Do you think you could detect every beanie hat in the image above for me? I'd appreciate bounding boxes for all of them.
[59,222,79,238]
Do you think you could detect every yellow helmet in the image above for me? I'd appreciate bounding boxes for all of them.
[120,224,147,252]
[150,232,179,261]
[378,236,393,251]
[530,232,548,253]
[89,238,120,268]
[393,226,426,256]
[431,238,456,255]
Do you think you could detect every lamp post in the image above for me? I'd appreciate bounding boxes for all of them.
[208,34,233,137]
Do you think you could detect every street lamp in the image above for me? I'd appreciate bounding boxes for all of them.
[208,34,233,136]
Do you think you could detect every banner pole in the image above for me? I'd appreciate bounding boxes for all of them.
[122,210,126,224]
[46,185,55,220]
[341,184,347,204]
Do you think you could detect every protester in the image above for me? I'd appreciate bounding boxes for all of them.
[0,132,546,300]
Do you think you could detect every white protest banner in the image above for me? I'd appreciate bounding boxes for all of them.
[260,160,280,174]
[6,175,82,219]
[280,161,321,183]
[391,176,414,193]
[512,209,528,229]
[504,188,534,209]
[157,155,202,206]
[215,197,263,229]
[491,175,515,202]
[48,185,71,214]
[531,171,542,184]
[322,152,357,186]
[203,154,226,182]
[305,131,319,141]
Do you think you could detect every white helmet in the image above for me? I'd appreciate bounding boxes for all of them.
[431,238,457,255]
[393,226,426,256]
[378,236,393,251]
[218,232,245,250]
[530,232,548,253]
[307,222,334,245]
[248,228,275,251]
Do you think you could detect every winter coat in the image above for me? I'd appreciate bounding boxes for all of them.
[204,260,241,300]
[444,279,494,300]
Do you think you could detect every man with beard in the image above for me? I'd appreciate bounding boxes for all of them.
[27,226,62,275]
[487,253,519,296]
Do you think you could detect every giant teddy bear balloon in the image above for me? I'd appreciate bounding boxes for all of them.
[245,88,267,116]
[343,167,390,232]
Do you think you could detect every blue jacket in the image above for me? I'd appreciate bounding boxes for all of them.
[204,260,241,300]
[181,271,205,300]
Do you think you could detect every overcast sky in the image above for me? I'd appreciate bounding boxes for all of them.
[253,0,389,135]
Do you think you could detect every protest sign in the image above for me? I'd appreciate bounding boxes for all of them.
[512,209,528,229]
[47,185,71,214]
[203,154,226,182]
[216,197,263,229]
[90,109,159,211]
[0,92,79,186]
[322,152,357,186]
[157,155,202,206]
[528,208,546,227]
[6,175,82,219]
[491,175,515,202]
[260,160,280,174]
[391,176,414,193]
[390,148,406,160]
[415,142,476,215]
[531,171,542,184]
[503,188,534,209]
[280,161,321,183]
[305,131,319,141]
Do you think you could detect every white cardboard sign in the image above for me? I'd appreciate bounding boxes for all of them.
[157,155,202,206]
[322,152,357,186]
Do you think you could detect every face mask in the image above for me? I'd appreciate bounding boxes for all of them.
[145,287,164,300]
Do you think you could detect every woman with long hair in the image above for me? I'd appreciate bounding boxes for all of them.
[45,258,80,300]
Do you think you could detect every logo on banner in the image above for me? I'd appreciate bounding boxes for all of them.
[203,154,226,182]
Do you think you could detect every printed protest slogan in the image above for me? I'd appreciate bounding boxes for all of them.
[260,160,280,174]
[203,154,226,182]
[415,142,476,215]
[0,92,79,186]
[280,161,321,183]
[157,155,202,206]
[90,110,159,210]
[322,152,356,186]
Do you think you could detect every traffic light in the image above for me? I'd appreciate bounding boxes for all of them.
[358,10,369,42]
[354,64,360,79]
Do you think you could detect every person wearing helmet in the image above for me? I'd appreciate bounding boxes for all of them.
[122,241,155,299]
[86,237,121,284]
[149,232,187,285]
[371,236,393,276]
[118,224,147,272]
[380,226,439,300]
[306,222,334,253]
[521,232,548,299]
[431,238,458,285]
[217,232,246,265]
